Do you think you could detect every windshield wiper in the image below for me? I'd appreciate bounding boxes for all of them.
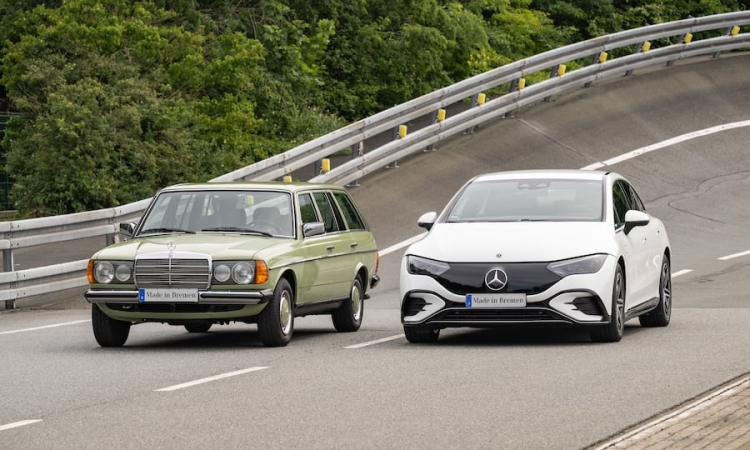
[200,227,273,237]
[139,227,195,235]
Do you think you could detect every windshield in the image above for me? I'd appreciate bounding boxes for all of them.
[138,190,295,237]
[446,178,603,222]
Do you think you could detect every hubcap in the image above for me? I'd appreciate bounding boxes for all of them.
[352,284,362,321]
[615,271,624,333]
[662,263,672,316]
[279,290,292,335]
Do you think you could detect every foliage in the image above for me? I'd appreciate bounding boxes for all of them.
[0,0,745,216]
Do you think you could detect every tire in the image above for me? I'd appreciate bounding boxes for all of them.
[590,264,625,343]
[92,303,131,347]
[184,323,212,333]
[257,278,294,347]
[639,256,672,327]
[332,277,364,332]
[404,326,440,344]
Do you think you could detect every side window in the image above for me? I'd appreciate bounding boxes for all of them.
[612,181,631,229]
[625,183,646,212]
[313,192,341,233]
[298,194,318,224]
[333,192,366,230]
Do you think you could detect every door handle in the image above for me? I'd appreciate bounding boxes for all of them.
[326,246,335,251]
[350,243,358,249]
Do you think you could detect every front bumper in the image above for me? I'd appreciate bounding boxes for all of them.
[400,256,617,328]
[85,289,274,305]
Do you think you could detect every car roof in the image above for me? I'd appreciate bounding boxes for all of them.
[472,169,609,182]
[159,181,345,194]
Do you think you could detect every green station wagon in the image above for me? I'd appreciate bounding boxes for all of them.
[85,182,380,347]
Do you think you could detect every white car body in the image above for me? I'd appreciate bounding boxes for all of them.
[400,170,672,343]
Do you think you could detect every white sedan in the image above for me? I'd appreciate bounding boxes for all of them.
[400,170,672,343]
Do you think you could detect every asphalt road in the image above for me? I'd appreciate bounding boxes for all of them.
[2,54,750,449]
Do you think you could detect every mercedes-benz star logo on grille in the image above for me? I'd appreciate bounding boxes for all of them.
[485,269,508,291]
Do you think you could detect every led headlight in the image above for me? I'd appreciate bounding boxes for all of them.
[94,262,115,284]
[547,254,607,277]
[407,255,450,277]
[232,262,255,285]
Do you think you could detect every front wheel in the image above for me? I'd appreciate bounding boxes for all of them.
[404,326,440,344]
[332,277,364,332]
[92,303,131,347]
[639,256,671,327]
[257,278,294,347]
[590,264,625,343]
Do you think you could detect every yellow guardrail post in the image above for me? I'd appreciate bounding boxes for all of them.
[505,78,525,118]
[585,52,609,88]
[626,41,651,76]
[387,126,406,168]
[425,109,446,152]
[544,64,565,102]
[321,158,331,173]
[715,26,741,58]
[283,175,292,183]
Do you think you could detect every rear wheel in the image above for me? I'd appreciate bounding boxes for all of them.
[639,256,672,327]
[404,326,440,344]
[590,264,625,343]
[332,277,364,332]
[257,278,294,347]
[184,323,212,333]
[92,304,130,347]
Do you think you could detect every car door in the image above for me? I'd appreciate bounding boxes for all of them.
[625,182,664,303]
[312,191,356,300]
[612,180,651,310]
[331,190,377,286]
[295,192,339,304]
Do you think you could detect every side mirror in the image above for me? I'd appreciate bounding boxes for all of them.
[417,212,437,231]
[624,210,649,235]
[303,222,325,238]
[119,222,138,238]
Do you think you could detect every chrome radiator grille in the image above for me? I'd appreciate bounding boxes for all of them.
[134,258,211,289]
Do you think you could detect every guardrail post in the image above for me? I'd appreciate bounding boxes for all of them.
[314,160,322,175]
[584,52,608,88]
[626,42,650,76]
[3,249,15,309]
[544,65,562,102]
[425,110,440,152]
[505,79,520,118]
[386,126,403,169]
[464,94,480,134]
[346,142,364,187]
[713,26,740,58]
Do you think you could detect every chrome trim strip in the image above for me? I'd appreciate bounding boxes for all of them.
[85,289,272,305]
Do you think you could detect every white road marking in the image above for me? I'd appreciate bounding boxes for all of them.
[671,269,693,278]
[345,334,404,349]
[0,420,42,432]
[380,232,427,257]
[591,376,750,450]
[155,366,268,392]
[718,250,750,261]
[587,120,750,169]
[0,320,91,336]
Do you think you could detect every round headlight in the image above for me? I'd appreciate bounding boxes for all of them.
[214,264,231,283]
[115,264,131,282]
[94,262,115,284]
[232,262,255,285]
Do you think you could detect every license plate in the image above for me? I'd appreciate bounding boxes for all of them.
[466,293,526,308]
[138,288,199,303]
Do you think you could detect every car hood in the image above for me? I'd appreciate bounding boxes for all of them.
[407,222,616,263]
[93,233,290,261]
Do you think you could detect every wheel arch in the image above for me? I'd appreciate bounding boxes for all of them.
[277,269,297,304]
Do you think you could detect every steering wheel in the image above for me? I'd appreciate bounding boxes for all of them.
[252,219,285,235]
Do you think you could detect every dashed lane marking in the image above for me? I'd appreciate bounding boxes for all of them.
[0,320,91,336]
[345,334,404,349]
[155,366,268,392]
[0,420,43,432]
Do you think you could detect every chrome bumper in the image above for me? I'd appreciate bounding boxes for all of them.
[85,289,273,305]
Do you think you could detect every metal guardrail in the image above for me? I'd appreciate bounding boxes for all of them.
[2,11,750,308]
